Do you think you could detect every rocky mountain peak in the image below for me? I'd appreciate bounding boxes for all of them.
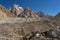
[18,7,39,18]
[12,4,24,16]
[14,4,23,10]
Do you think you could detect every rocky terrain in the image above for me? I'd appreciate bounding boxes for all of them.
[0,4,60,40]
[0,5,15,18]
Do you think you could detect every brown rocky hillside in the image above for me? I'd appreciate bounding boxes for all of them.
[0,17,59,40]
[0,5,15,18]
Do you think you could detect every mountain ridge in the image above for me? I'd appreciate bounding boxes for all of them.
[0,4,60,18]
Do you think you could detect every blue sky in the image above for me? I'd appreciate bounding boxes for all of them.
[0,0,60,16]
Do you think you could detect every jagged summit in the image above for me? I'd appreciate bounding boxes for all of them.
[13,4,24,11]
[11,4,24,16]
[11,4,39,18]
[18,7,39,18]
